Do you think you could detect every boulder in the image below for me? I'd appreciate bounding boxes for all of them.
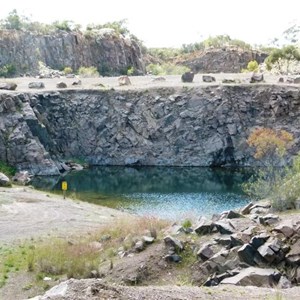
[250,73,264,83]
[202,75,216,83]
[0,172,11,187]
[222,79,236,84]
[225,210,243,219]
[286,240,300,265]
[214,236,232,247]
[230,233,247,247]
[278,77,284,83]
[273,220,295,238]
[250,233,270,249]
[294,77,300,84]
[118,76,131,86]
[28,82,45,89]
[134,240,144,252]
[258,214,280,226]
[142,236,155,244]
[214,221,235,234]
[0,82,17,90]
[221,267,281,287]
[72,79,82,86]
[56,81,67,88]
[257,243,277,263]
[237,244,257,266]
[194,219,214,235]
[164,236,184,251]
[240,202,254,215]
[181,72,194,83]
[164,254,182,263]
[277,276,292,289]
[197,243,214,261]
[257,238,283,264]
[12,171,32,185]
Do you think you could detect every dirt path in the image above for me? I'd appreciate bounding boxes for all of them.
[0,73,284,93]
[0,186,130,244]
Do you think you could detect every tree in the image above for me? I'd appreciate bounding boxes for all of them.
[0,9,23,30]
[265,45,300,73]
[243,128,296,210]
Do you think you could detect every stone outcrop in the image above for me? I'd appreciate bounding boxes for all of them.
[0,84,300,175]
[0,29,145,76]
[178,48,267,73]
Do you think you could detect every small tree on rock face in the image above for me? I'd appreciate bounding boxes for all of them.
[243,127,296,210]
[247,127,293,166]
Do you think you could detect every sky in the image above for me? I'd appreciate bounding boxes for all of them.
[1,0,299,47]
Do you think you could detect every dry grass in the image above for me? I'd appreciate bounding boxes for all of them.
[33,216,170,279]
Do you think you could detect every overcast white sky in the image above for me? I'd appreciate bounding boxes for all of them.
[1,0,299,47]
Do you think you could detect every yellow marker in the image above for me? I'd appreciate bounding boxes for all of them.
[62,181,68,191]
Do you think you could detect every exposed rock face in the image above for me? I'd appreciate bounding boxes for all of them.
[0,85,300,175]
[0,29,145,76]
[179,48,267,73]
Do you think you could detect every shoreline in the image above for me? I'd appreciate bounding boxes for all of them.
[0,186,132,244]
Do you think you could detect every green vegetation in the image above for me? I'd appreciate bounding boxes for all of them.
[0,160,16,177]
[243,128,300,211]
[245,60,259,72]
[0,64,16,78]
[146,63,190,75]
[181,35,252,54]
[0,217,169,288]
[77,66,99,77]
[265,45,300,73]
[63,67,73,75]
[86,19,129,36]
[181,219,192,229]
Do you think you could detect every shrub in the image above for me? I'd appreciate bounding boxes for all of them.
[246,60,259,72]
[77,66,99,78]
[0,64,16,78]
[63,67,73,75]
[127,66,135,76]
[243,128,299,211]
[182,219,192,229]
[0,161,16,177]
[146,63,190,75]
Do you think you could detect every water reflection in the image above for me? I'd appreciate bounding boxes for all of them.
[32,166,251,220]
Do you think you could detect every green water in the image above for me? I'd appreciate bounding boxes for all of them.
[32,166,251,220]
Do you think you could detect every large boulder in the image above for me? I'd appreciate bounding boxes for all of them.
[286,240,300,265]
[181,72,194,83]
[12,171,32,185]
[164,236,184,251]
[118,76,131,86]
[250,73,264,83]
[0,82,17,90]
[0,172,11,187]
[28,82,45,89]
[221,267,281,287]
[202,75,216,83]
[194,218,214,235]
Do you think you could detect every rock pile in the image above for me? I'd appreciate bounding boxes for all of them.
[160,203,300,288]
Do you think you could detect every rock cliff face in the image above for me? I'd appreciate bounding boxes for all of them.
[0,85,300,175]
[179,48,268,73]
[0,29,145,75]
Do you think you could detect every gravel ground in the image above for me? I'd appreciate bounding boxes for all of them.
[0,186,131,244]
[0,73,285,93]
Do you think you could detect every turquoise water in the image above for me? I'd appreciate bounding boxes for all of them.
[32,166,250,220]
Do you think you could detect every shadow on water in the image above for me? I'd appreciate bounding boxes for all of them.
[31,166,252,220]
